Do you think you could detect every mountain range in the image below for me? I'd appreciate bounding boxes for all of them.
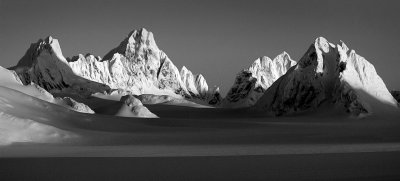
[4,28,399,117]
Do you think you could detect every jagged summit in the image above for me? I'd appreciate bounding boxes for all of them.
[222,51,296,108]
[10,28,218,104]
[255,37,398,116]
[103,28,159,61]
[7,32,398,113]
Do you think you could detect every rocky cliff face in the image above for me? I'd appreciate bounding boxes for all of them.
[222,52,296,108]
[255,37,398,116]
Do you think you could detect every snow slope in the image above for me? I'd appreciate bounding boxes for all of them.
[223,52,296,108]
[0,66,94,114]
[0,86,79,145]
[255,37,399,116]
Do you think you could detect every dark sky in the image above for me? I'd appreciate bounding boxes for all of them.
[1,0,400,95]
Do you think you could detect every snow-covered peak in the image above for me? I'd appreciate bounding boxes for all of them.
[255,37,398,116]
[248,52,296,80]
[127,28,159,51]
[180,66,199,96]
[179,66,210,99]
[103,28,160,61]
[337,43,398,110]
[10,28,219,104]
[195,74,209,98]
[11,35,111,96]
[12,36,67,68]
[222,52,296,108]
[248,56,271,74]
[117,95,158,118]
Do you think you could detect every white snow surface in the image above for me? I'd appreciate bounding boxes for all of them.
[0,66,95,114]
[0,86,78,145]
[255,37,398,116]
[222,52,296,108]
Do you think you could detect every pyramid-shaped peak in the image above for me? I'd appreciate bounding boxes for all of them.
[127,28,156,45]
[11,35,66,68]
[103,28,159,60]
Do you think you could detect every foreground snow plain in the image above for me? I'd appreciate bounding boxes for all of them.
[1,81,399,151]
[1,84,400,180]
